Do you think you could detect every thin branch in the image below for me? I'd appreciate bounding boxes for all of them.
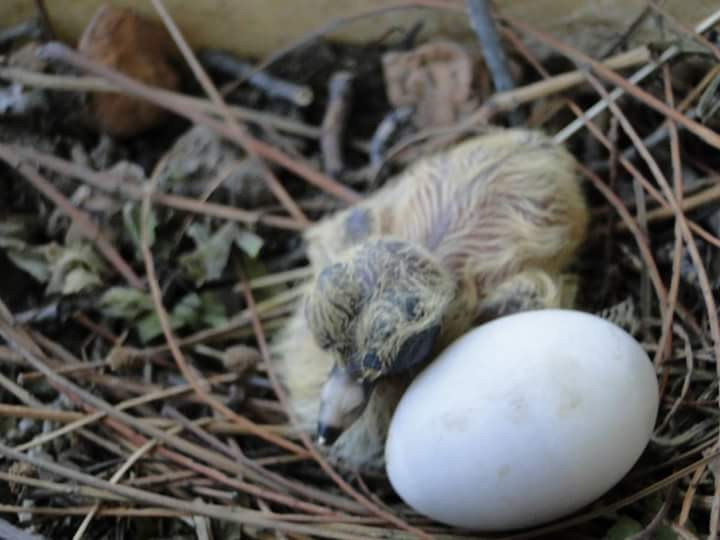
[0,67,322,139]
[534,7,720,143]
[6,143,302,231]
[465,0,515,92]
[582,72,720,371]
[506,14,720,150]
[0,442,371,540]
[647,1,720,61]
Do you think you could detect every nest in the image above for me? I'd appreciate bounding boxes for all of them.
[0,1,719,538]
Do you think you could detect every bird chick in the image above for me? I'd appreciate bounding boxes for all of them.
[272,128,588,470]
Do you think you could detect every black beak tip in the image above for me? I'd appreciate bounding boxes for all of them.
[316,424,342,446]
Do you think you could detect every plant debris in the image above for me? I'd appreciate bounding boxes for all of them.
[1,1,720,539]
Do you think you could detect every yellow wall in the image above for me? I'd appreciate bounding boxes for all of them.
[1,1,718,59]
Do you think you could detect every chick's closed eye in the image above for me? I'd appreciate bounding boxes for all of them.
[404,296,425,319]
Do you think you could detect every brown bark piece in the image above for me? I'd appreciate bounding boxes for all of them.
[78,3,180,138]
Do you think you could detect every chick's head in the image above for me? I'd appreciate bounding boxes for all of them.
[305,238,455,445]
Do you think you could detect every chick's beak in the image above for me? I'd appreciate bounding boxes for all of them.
[315,365,373,447]
[316,424,342,446]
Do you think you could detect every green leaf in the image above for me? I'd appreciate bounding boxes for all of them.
[102,288,227,343]
[46,242,107,295]
[655,524,678,540]
[171,292,202,326]
[198,291,227,327]
[186,222,211,245]
[137,312,164,343]
[5,246,50,282]
[123,202,156,253]
[180,222,237,286]
[62,266,102,295]
[99,287,154,319]
[605,515,643,540]
[0,217,50,282]
[234,229,263,258]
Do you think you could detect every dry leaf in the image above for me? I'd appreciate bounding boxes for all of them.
[382,40,479,128]
[222,344,261,373]
[158,125,275,208]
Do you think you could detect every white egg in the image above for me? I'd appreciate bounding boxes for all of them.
[385,309,659,531]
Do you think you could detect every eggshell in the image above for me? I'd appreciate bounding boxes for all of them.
[385,309,659,531]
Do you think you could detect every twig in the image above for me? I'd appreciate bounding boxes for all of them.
[321,71,354,177]
[644,183,720,225]
[13,389,177,451]
[246,266,313,289]
[548,100,720,249]
[581,71,720,368]
[601,5,654,58]
[0,145,144,289]
[538,7,720,143]
[32,0,55,40]
[0,505,189,518]
[679,464,706,525]
[6,143,302,231]
[655,65,685,367]
[465,0,522,125]
[626,108,651,335]
[507,14,720,150]
[81,396,332,515]
[655,325,694,432]
[199,50,314,106]
[369,106,414,170]
[0,19,42,47]
[0,471,123,502]
[627,482,676,540]
[0,404,93,423]
[647,1,720,62]
[125,470,195,487]
[465,0,513,92]
[73,426,176,540]
[143,284,304,354]
[18,359,107,383]
[0,517,46,540]
[0,442,370,540]
[481,46,650,118]
[590,109,699,174]
[672,523,702,540]
[0,327,279,486]
[0,67,321,139]
[579,163,668,311]
[162,405,241,461]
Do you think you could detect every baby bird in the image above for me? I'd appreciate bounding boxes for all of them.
[272,128,588,471]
